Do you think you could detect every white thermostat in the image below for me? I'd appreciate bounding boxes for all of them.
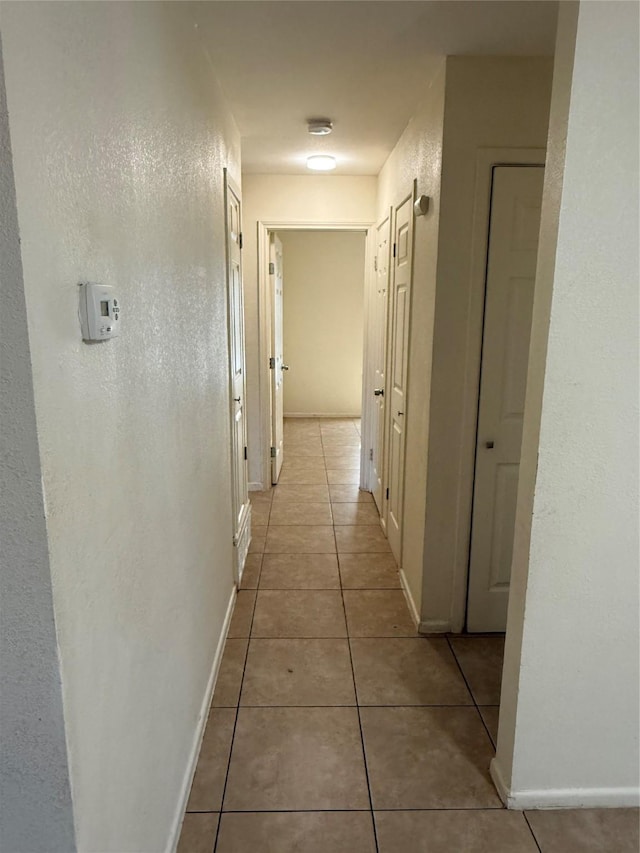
[79,282,121,341]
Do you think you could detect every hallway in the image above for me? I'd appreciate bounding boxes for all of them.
[180,419,515,849]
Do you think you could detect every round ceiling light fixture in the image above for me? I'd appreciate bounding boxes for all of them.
[307,119,333,136]
[306,154,337,172]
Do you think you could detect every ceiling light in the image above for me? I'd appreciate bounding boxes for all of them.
[307,119,333,136]
[307,155,336,172]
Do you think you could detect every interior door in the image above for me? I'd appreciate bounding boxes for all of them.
[224,171,250,578]
[270,234,285,484]
[384,191,415,563]
[467,165,545,632]
[371,215,391,514]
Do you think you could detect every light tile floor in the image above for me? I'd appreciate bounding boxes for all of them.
[179,418,639,852]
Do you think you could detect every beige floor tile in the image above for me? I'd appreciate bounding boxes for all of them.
[272,484,330,503]
[177,813,219,853]
[249,489,273,502]
[278,466,328,485]
[360,706,501,809]
[268,501,333,526]
[330,484,374,503]
[322,438,362,451]
[252,590,347,637]
[239,554,262,589]
[344,590,417,637]
[350,638,473,705]
[449,637,505,704]
[248,525,267,554]
[223,707,370,810]
[259,554,340,589]
[281,456,327,471]
[241,639,355,706]
[217,812,376,853]
[525,808,640,853]
[375,810,538,853]
[227,590,256,638]
[324,451,362,467]
[250,501,271,526]
[335,524,390,553]
[479,706,500,746]
[284,423,321,437]
[339,553,400,588]
[285,444,324,458]
[186,708,235,811]
[327,468,361,484]
[332,503,382,526]
[265,525,336,554]
[212,638,249,707]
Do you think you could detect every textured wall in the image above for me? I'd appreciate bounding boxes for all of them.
[497,0,640,806]
[242,174,377,487]
[0,37,76,853]
[1,2,240,849]
[279,230,366,416]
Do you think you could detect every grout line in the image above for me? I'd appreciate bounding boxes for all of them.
[522,811,543,853]
[195,806,507,814]
[446,636,499,756]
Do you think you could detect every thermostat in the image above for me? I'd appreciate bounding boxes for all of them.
[79,282,120,342]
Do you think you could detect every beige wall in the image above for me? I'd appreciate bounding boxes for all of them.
[421,56,553,630]
[376,61,447,616]
[496,0,640,808]
[278,230,366,417]
[1,3,240,849]
[242,174,377,486]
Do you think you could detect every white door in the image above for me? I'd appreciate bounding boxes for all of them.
[467,165,545,632]
[270,234,285,484]
[371,215,391,514]
[384,191,415,563]
[224,171,251,579]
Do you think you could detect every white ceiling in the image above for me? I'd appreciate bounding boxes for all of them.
[192,1,558,176]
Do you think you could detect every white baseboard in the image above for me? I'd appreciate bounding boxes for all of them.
[248,482,264,492]
[284,412,361,419]
[166,585,237,853]
[419,618,452,634]
[490,758,640,809]
[398,568,420,629]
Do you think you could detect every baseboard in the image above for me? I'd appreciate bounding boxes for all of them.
[490,758,640,809]
[418,618,452,634]
[248,482,264,492]
[166,585,237,853]
[398,568,420,629]
[284,412,361,419]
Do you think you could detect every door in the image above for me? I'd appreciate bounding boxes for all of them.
[224,170,251,579]
[384,190,415,562]
[371,215,391,514]
[270,234,285,484]
[467,165,545,632]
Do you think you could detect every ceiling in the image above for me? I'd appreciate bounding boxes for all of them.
[192,1,558,176]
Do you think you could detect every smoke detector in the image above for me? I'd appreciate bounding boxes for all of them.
[307,119,333,136]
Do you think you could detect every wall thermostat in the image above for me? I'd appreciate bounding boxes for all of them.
[79,282,120,342]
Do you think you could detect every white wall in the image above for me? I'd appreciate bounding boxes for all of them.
[421,56,553,631]
[279,230,366,417]
[495,0,640,808]
[376,61,447,616]
[1,3,241,849]
[0,36,75,853]
[242,174,377,486]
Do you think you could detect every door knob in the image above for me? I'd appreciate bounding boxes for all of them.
[374,388,384,397]
[281,364,289,371]
[397,411,404,417]
[485,440,494,449]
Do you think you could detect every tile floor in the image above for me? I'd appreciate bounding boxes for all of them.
[179,418,639,852]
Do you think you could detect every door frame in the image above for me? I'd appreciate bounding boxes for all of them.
[449,148,547,632]
[256,220,375,492]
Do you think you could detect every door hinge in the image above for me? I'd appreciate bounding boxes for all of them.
[369,448,374,461]
[269,356,276,369]
[244,446,248,460]
[386,487,390,499]
[269,262,275,275]
[270,446,276,458]
[239,232,243,250]
[393,242,397,258]
[373,256,378,272]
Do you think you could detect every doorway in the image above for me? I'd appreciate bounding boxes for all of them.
[466,164,545,632]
